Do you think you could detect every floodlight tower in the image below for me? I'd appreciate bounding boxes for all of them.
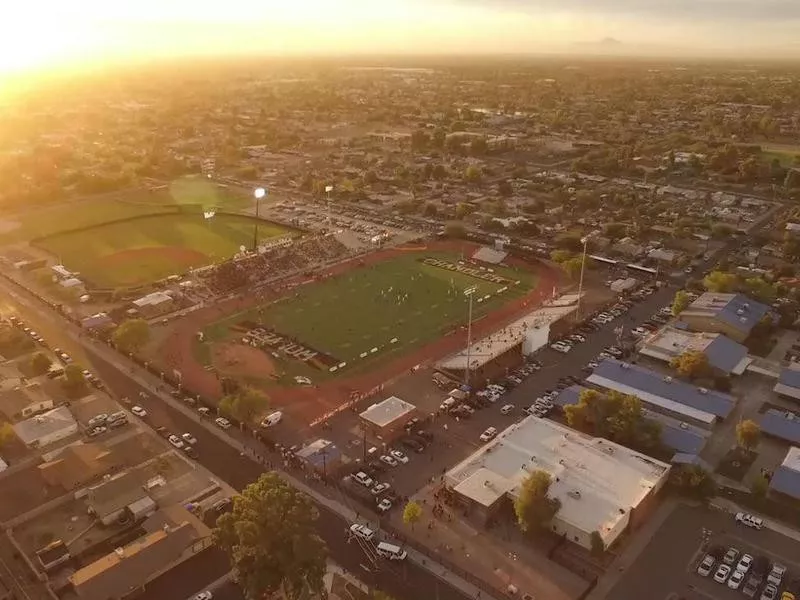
[464,285,478,388]
[253,187,267,251]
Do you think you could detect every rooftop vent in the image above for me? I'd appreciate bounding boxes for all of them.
[567,490,582,500]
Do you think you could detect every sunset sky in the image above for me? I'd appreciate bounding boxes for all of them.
[1,0,799,73]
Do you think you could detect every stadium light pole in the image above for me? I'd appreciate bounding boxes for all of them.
[463,286,478,389]
[576,232,597,322]
[253,187,267,251]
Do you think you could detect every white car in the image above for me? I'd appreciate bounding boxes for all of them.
[380,455,398,467]
[377,499,392,513]
[131,406,147,417]
[168,435,185,449]
[260,411,283,428]
[697,554,715,577]
[191,592,213,600]
[500,404,514,415]
[736,554,753,573]
[215,417,232,430]
[371,482,391,495]
[353,471,374,488]
[480,427,498,442]
[735,512,764,530]
[88,413,108,427]
[389,449,409,464]
[550,343,570,353]
[349,523,374,541]
[569,334,586,343]
[181,433,197,445]
[714,564,731,584]
[727,570,745,590]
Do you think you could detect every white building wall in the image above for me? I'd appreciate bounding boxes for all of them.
[523,326,551,356]
[552,516,593,550]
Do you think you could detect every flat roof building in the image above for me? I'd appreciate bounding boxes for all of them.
[770,447,800,501]
[359,396,416,441]
[774,367,800,401]
[639,326,750,376]
[445,417,670,550]
[759,409,800,445]
[586,359,736,426]
[13,406,78,448]
[679,292,769,343]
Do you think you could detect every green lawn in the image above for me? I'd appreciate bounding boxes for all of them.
[0,176,250,244]
[35,213,289,288]
[209,252,537,373]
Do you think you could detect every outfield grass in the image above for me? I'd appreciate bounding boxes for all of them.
[208,252,537,373]
[0,176,250,244]
[35,213,289,288]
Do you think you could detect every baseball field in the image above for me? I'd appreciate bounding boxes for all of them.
[34,212,290,288]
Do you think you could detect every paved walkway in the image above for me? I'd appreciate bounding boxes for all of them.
[585,498,679,600]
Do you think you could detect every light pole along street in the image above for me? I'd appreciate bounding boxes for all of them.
[463,285,478,389]
[576,231,598,322]
[253,186,267,251]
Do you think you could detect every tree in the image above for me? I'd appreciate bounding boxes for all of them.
[402,500,423,530]
[603,222,626,240]
[30,352,52,376]
[736,419,761,451]
[671,290,691,316]
[670,350,711,380]
[562,257,584,280]
[443,222,466,239]
[703,271,738,293]
[751,475,769,500]
[62,364,87,396]
[464,165,482,183]
[550,249,573,264]
[214,473,327,600]
[220,387,268,425]
[669,464,717,500]
[743,277,777,304]
[514,470,561,533]
[0,422,15,448]
[112,319,150,353]
[590,531,605,557]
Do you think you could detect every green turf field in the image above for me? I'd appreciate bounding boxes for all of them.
[208,252,537,371]
[35,213,289,288]
[0,176,250,244]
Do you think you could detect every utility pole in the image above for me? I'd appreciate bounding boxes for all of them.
[464,286,477,388]
[576,235,589,322]
[253,187,267,251]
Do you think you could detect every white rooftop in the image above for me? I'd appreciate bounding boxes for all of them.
[446,417,670,543]
[133,291,173,307]
[13,406,76,445]
[438,303,577,371]
[359,396,415,428]
[782,447,800,473]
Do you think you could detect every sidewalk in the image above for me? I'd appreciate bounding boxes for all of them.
[585,497,679,600]
[77,336,501,600]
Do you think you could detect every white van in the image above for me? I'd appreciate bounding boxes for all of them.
[376,542,407,561]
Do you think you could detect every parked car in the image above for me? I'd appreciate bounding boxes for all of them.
[380,455,398,467]
[214,417,232,429]
[370,482,391,495]
[768,564,787,587]
[744,574,764,598]
[192,592,213,600]
[762,584,779,600]
[349,523,374,541]
[737,554,754,573]
[131,406,147,417]
[714,564,732,584]
[353,471,374,488]
[500,404,514,415]
[389,449,409,464]
[88,414,108,427]
[697,554,716,577]
[723,547,740,565]
[480,427,498,442]
[377,499,392,513]
[181,433,198,445]
[168,435,185,449]
[728,570,746,590]
[736,512,764,530]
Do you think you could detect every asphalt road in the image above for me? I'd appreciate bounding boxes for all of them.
[0,278,474,600]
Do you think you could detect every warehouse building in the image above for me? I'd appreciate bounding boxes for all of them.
[639,326,750,376]
[445,417,670,550]
[678,292,769,343]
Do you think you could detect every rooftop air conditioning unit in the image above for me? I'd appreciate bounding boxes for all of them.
[567,490,582,500]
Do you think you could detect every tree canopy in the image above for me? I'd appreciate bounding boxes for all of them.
[514,470,561,533]
[30,352,52,376]
[63,364,87,396]
[703,270,739,293]
[220,386,269,425]
[671,290,691,316]
[402,500,423,529]
[0,422,15,448]
[565,389,662,453]
[112,319,150,353]
[736,419,761,450]
[670,350,711,380]
[669,464,717,500]
[214,473,327,600]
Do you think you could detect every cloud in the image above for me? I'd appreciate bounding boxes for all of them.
[466,0,800,22]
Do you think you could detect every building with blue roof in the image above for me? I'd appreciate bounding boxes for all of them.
[586,359,736,426]
[759,409,800,444]
[679,292,770,343]
[639,326,750,376]
[554,385,709,455]
[774,367,800,401]
[769,447,800,501]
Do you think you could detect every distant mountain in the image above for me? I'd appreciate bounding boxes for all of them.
[598,37,622,46]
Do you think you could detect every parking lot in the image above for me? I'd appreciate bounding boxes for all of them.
[608,504,800,600]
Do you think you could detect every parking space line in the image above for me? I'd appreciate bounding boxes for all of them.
[715,533,800,571]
